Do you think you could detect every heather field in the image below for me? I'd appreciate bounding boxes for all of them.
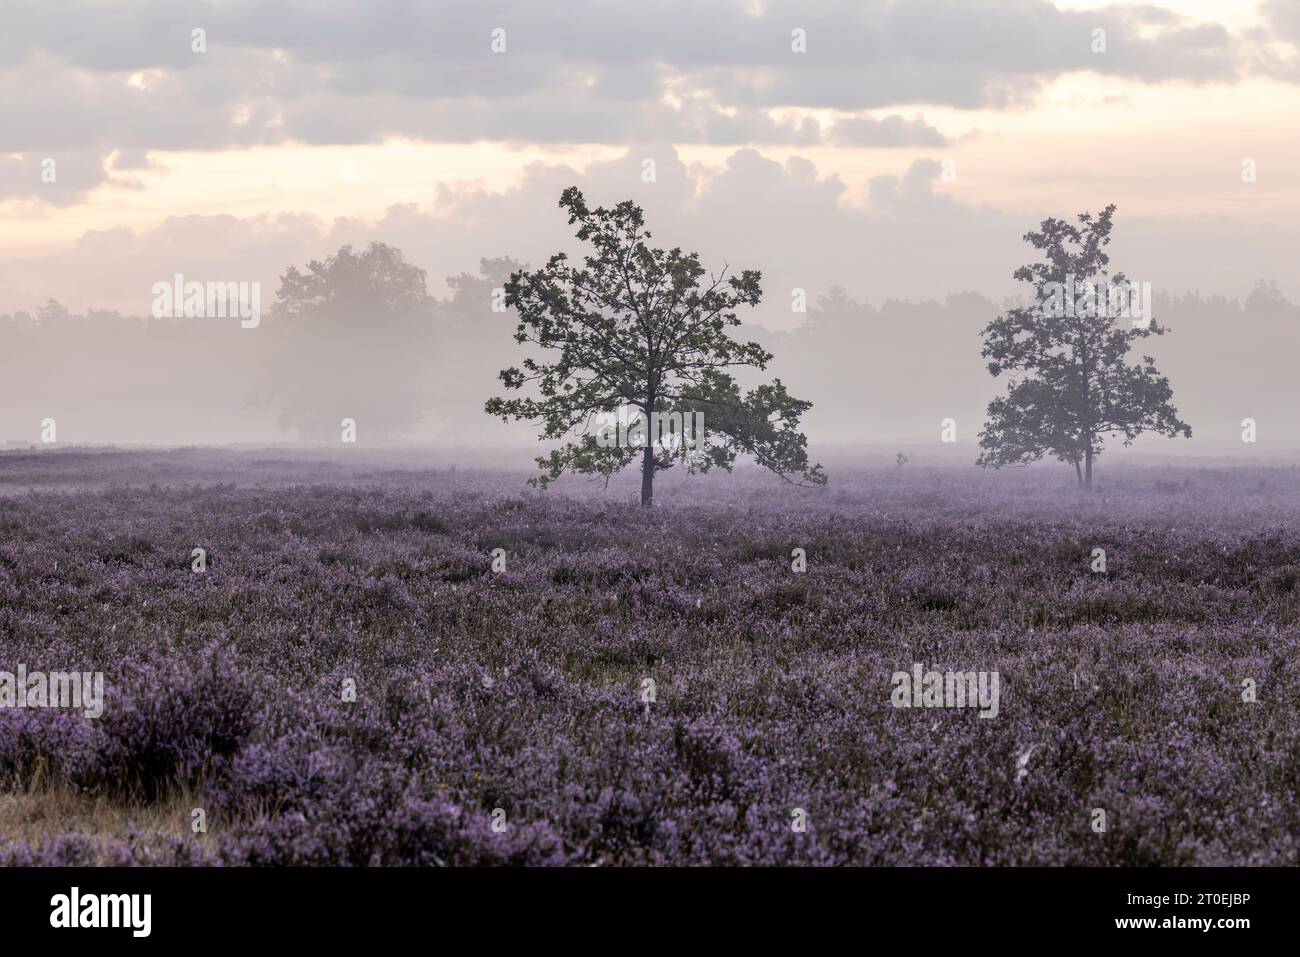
[1,447,1299,866]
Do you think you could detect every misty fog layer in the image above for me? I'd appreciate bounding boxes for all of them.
[3,267,1296,451]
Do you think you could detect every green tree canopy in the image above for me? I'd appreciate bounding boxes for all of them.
[978,205,1191,487]
[486,187,825,507]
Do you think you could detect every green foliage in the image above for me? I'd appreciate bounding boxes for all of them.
[486,188,825,504]
[978,205,1191,485]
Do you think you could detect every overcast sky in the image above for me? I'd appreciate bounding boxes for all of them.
[2,0,1299,319]
[2,0,1299,454]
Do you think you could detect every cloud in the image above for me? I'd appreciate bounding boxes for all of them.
[1263,0,1300,46]
[0,0,1262,161]
[830,114,950,147]
[109,149,160,171]
[5,144,1297,323]
[0,150,117,205]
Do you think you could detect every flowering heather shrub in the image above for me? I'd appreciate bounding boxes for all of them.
[0,706,106,791]
[1,448,1299,865]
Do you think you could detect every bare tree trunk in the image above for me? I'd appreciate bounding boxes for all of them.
[1084,446,1093,489]
[1074,459,1083,485]
[640,442,655,508]
[639,387,658,508]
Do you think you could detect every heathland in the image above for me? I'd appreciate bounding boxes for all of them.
[1,447,1297,864]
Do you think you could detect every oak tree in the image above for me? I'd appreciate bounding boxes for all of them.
[486,188,825,507]
[977,206,1191,487]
